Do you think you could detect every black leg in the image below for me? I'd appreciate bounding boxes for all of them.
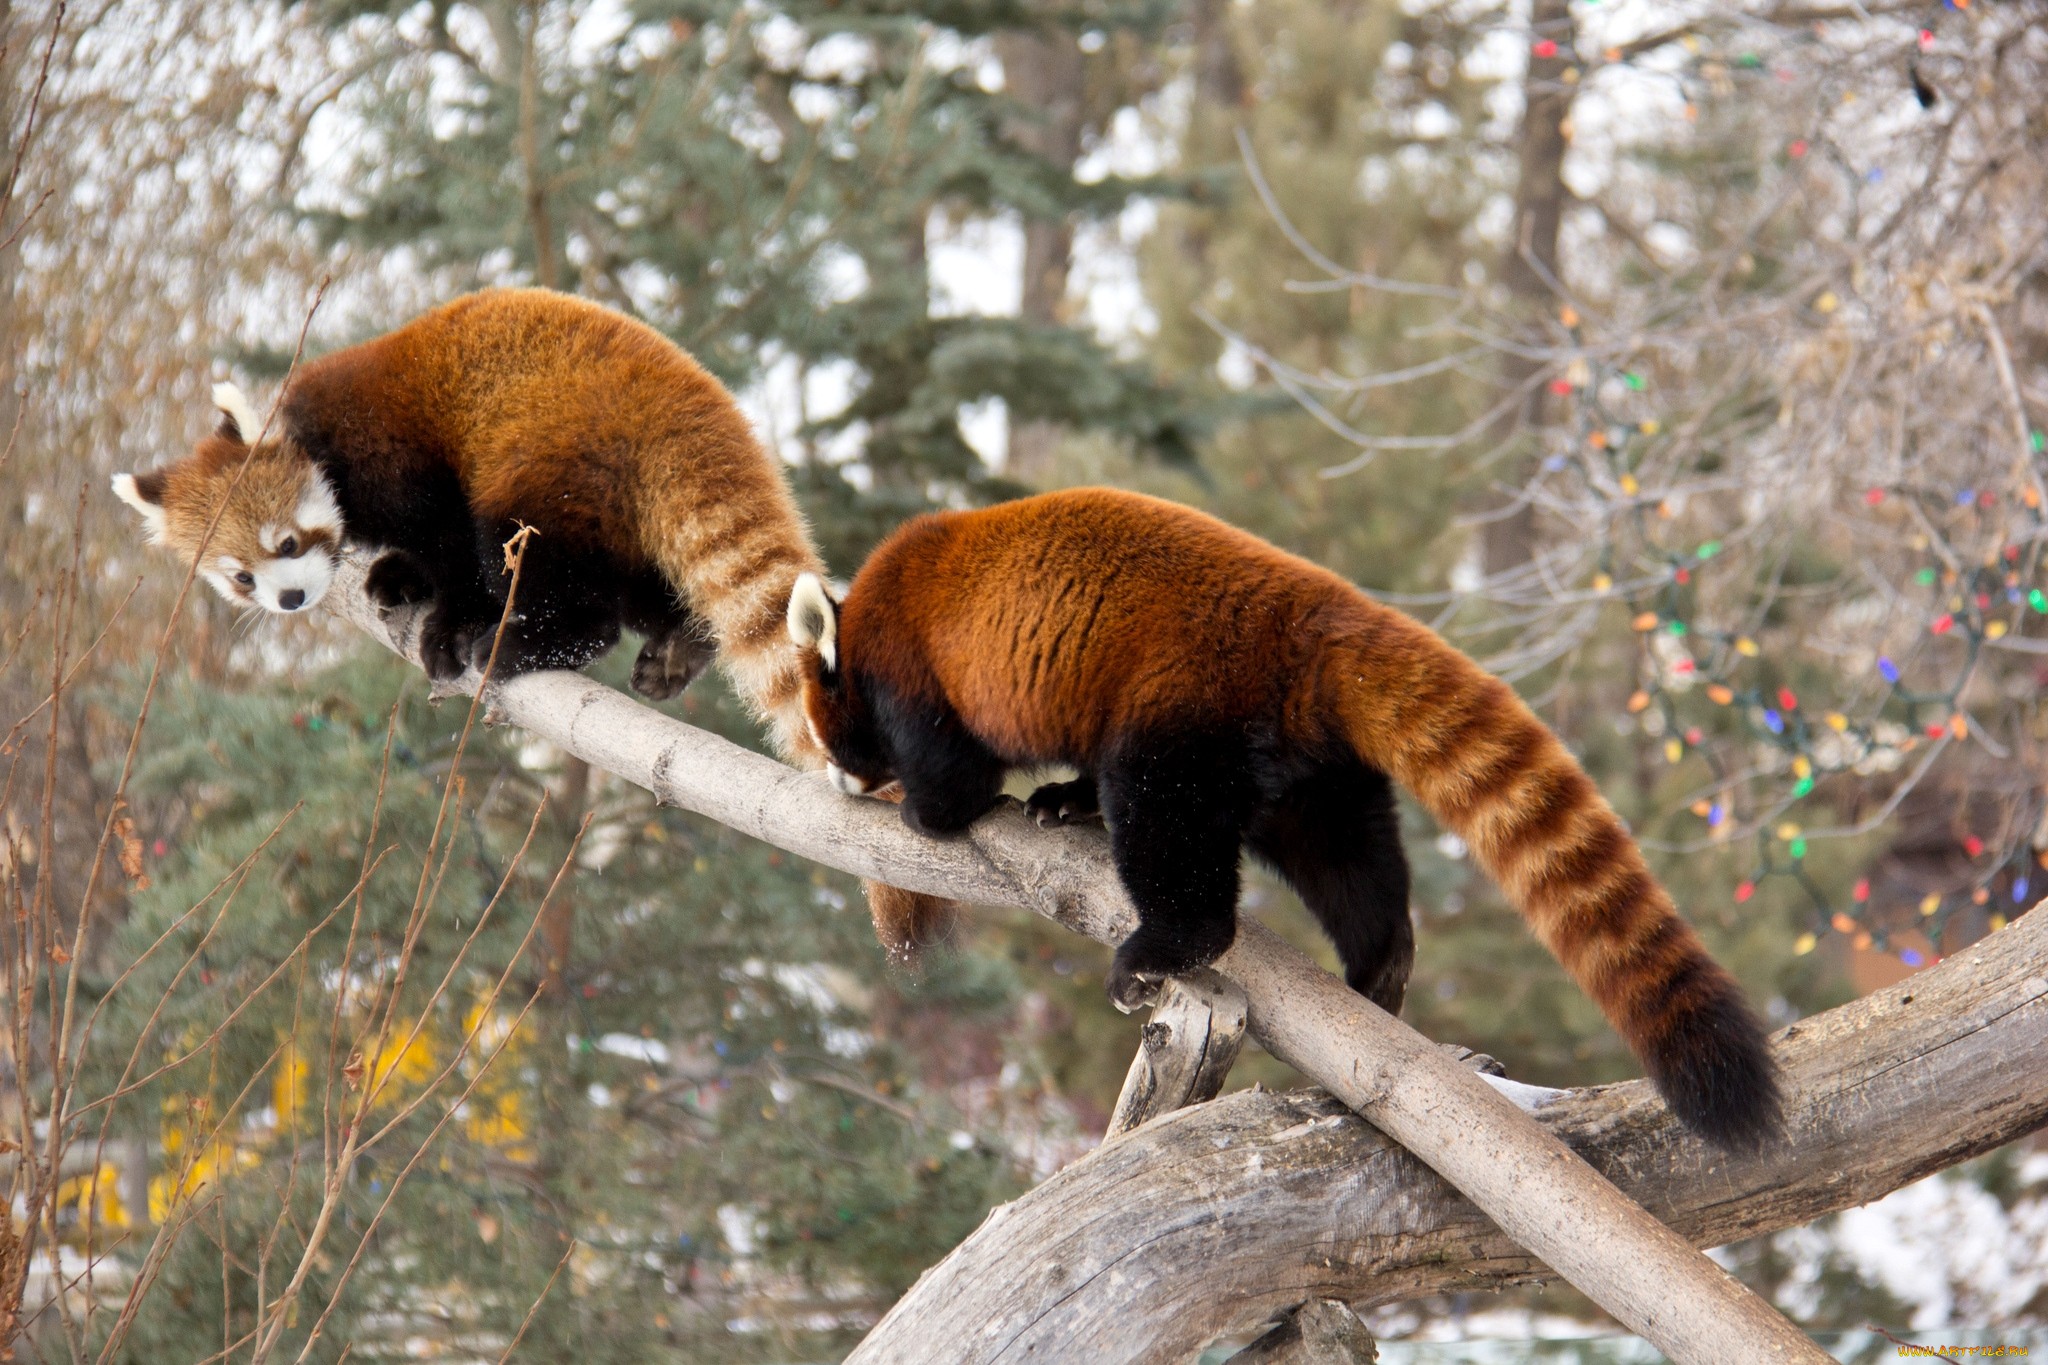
[467,524,623,677]
[1098,736,1252,1011]
[419,606,484,683]
[391,533,496,685]
[620,571,717,701]
[1025,773,1099,827]
[1246,760,1413,1013]
[873,687,1006,837]
[629,620,717,701]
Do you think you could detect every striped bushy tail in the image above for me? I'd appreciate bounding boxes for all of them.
[1333,607,1781,1149]
[646,483,957,959]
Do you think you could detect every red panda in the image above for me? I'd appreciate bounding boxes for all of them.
[113,287,948,953]
[787,487,1782,1148]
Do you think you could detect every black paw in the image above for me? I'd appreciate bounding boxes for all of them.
[1105,920,1235,1013]
[900,792,1001,839]
[632,625,717,701]
[365,553,435,613]
[1104,960,1166,1014]
[1348,957,1412,1016]
[1026,777,1100,829]
[899,802,956,839]
[464,617,521,676]
[419,612,483,682]
[1439,1044,1506,1076]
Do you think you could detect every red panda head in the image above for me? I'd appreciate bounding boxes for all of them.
[111,383,344,614]
[786,572,895,797]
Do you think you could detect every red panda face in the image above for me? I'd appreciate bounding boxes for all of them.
[786,573,895,796]
[111,384,345,614]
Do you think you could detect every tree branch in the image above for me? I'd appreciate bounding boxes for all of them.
[325,554,1831,1362]
[851,902,2048,1358]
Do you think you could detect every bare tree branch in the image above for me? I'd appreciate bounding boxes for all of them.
[852,901,2048,1359]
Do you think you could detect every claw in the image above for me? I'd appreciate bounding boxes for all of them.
[1106,968,1165,1014]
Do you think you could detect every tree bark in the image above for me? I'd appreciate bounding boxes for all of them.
[328,560,1834,1362]
[1186,0,1244,114]
[1479,0,1573,578]
[995,25,1085,482]
[1104,970,1247,1138]
[1227,1301,1378,1364]
[850,902,2048,1358]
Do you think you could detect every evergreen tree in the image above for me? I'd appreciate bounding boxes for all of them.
[68,0,1215,1351]
[289,0,1200,565]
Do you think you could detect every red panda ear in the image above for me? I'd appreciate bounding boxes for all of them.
[211,382,262,445]
[111,470,171,543]
[786,572,839,671]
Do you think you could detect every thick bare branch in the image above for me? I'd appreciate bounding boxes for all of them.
[1105,970,1248,1139]
[855,903,2048,1359]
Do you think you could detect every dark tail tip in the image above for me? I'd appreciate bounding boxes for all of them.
[1645,980,1783,1151]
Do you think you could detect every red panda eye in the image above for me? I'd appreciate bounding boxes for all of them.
[234,571,255,587]
[278,535,298,558]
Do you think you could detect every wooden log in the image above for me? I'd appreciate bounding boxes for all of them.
[1227,1301,1378,1364]
[326,561,1829,1362]
[1105,970,1248,1139]
[844,900,2048,1360]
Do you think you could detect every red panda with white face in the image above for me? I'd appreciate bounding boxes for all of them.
[113,382,346,615]
[115,287,950,954]
[114,289,811,714]
[788,487,1782,1149]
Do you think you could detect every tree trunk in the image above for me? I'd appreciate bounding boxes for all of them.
[1479,0,1573,578]
[996,26,1084,482]
[1187,0,1244,113]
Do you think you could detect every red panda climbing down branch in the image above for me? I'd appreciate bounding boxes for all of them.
[111,287,948,954]
[788,487,1782,1149]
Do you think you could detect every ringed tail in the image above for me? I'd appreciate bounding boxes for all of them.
[641,463,956,959]
[1334,608,1782,1148]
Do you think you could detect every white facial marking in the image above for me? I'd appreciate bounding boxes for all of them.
[197,555,255,608]
[294,472,343,537]
[807,716,826,751]
[111,473,168,543]
[253,548,337,612]
[786,572,837,670]
[212,381,262,441]
[827,764,872,797]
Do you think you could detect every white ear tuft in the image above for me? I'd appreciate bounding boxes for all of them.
[211,381,263,443]
[111,473,169,544]
[786,572,838,670]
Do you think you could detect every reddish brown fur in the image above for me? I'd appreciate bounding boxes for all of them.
[134,429,340,607]
[136,289,949,954]
[804,489,1777,1135]
[277,289,829,748]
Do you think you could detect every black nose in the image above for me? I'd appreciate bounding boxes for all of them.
[278,589,306,611]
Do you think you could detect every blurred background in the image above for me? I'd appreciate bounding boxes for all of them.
[2,0,2046,1358]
